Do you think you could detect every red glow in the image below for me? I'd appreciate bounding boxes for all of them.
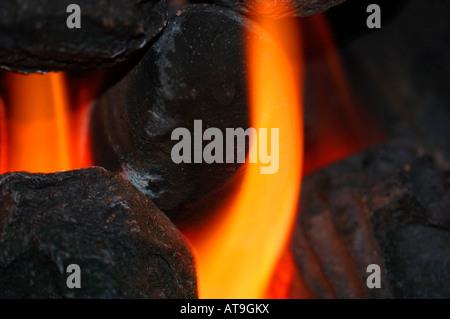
[302,14,384,175]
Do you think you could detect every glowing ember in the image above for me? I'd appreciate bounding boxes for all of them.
[0,72,92,173]
[187,6,304,298]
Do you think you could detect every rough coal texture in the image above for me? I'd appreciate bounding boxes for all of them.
[292,142,450,299]
[210,0,345,18]
[0,0,167,73]
[92,5,252,221]
[0,167,197,298]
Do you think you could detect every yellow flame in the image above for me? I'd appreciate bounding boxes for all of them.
[190,11,303,298]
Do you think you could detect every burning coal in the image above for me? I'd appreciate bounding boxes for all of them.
[185,3,303,298]
[0,0,448,300]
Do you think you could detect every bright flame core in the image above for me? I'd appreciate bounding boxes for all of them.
[189,10,303,298]
[1,72,92,173]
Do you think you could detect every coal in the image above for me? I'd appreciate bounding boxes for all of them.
[91,5,251,220]
[291,141,450,298]
[209,0,345,18]
[0,0,167,73]
[0,167,197,298]
[334,0,450,159]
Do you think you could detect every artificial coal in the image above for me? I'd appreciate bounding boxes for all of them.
[0,0,167,73]
[291,141,450,298]
[91,5,254,220]
[0,167,197,298]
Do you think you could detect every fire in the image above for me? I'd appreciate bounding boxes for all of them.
[302,14,384,174]
[0,9,379,300]
[0,72,92,173]
[187,6,303,298]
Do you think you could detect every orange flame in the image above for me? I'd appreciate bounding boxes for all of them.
[1,72,92,173]
[187,7,303,298]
